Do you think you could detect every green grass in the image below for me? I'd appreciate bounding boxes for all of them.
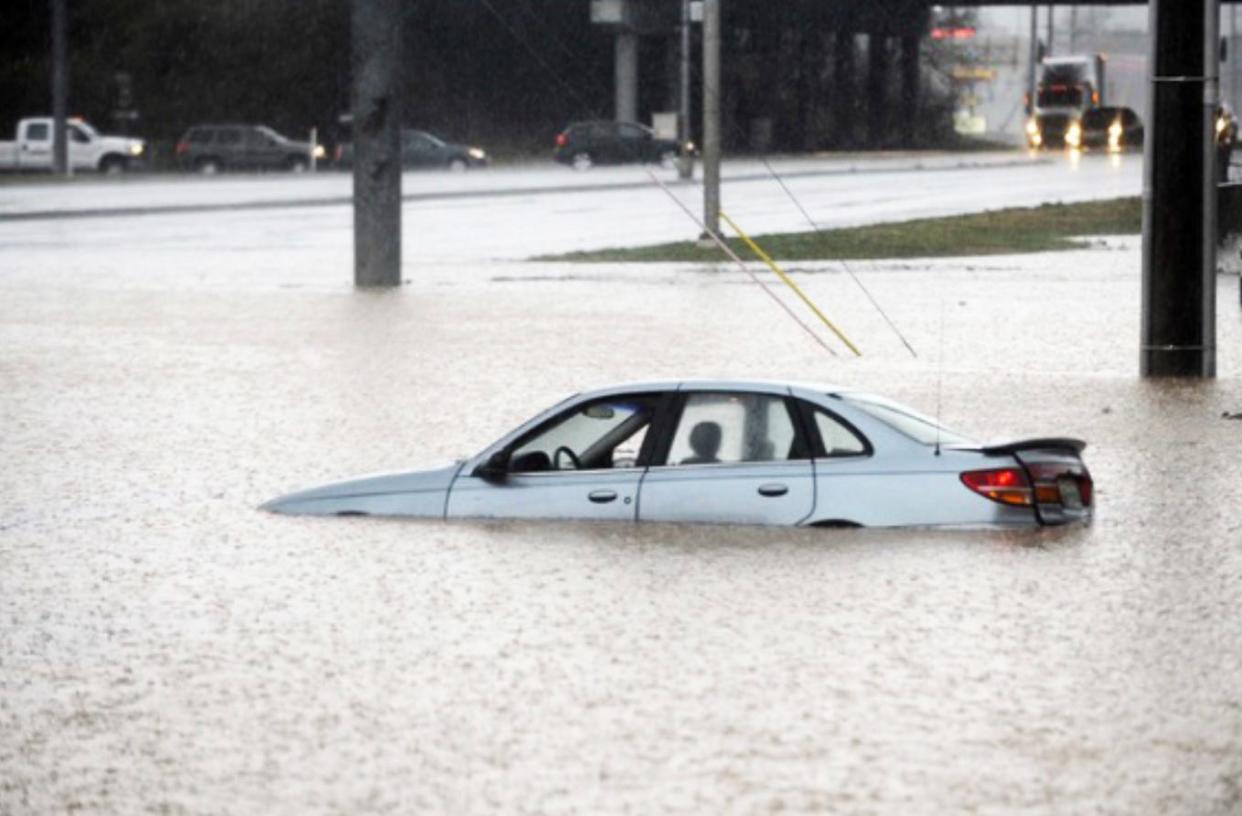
[537,197,1143,263]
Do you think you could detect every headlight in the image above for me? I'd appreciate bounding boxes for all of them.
[467,147,486,160]
[312,145,327,159]
[1108,122,1122,138]
[1066,123,1082,148]
[129,142,145,156]
[1025,118,1039,137]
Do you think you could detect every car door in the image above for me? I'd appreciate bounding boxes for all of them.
[216,127,245,168]
[446,392,664,522]
[403,131,437,167]
[638,388,815,526]
[616,123,651,163]
[20,121,52,169]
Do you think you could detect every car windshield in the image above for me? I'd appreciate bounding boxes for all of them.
[838,393,975,446]
[409,131,445,147]
[256,125,286,142]
[70,120,100,139]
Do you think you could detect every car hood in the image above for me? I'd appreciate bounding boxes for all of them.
[260,460,464,516]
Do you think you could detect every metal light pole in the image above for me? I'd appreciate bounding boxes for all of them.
[1140,0,1217,377]
[678,0,693,180]
[51,0,68,176]
[701,0,721,240]
[351,0,402,288]
[1027,6,1038,114]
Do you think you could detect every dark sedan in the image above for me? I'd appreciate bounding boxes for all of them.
[553,120,682,170]
[334,129,488,171]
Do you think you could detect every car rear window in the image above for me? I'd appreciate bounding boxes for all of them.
[838,394,974,446]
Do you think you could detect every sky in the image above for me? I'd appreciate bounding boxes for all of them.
[975,5,1149,37]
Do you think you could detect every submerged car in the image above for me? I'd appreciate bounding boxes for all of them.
[262,380,1093,529]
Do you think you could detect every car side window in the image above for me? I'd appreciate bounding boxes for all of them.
[662,392,803,466]
[189,129,213,144]
[26,123,50,142]
[217,129,241,146]
[617,124,647,140]
[509,394,659,473]
[405,133,433,151]
[812,409,868,457]
[69,124,91,143]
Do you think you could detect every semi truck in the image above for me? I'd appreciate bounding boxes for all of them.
[1025,55,1107,149]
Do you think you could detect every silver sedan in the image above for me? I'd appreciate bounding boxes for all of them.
[261,380,1093,528]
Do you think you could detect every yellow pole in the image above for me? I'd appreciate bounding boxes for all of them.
[719,210,862,357]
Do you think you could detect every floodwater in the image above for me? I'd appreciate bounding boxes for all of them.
[2,162,1241,814]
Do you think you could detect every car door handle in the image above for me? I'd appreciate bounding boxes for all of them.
[588,490,618,504]
[757,483,789,497]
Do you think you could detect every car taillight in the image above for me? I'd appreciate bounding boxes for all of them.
[334,145,343,161]
[555,133,567,148]
[175,140,189,155]
[960,468,1032,506]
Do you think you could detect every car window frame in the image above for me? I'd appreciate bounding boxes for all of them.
[648,390,814,468]
[504,391,674,476]
[792,399,874,459]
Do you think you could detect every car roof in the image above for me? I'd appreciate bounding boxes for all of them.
[573,379,857,400]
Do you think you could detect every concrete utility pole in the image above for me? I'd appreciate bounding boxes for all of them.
[678,0,693,180]
[1141,0,1218,377]
[1046,4,1055,55]
[51,0,68,176]
[701,0,721,239]
[351,0,402,287]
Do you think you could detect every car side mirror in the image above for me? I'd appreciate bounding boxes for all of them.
[474,450,509,483]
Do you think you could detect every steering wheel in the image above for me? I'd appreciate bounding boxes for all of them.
[552,446,582,470]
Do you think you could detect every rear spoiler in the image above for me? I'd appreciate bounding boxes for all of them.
[978,437,1087,456]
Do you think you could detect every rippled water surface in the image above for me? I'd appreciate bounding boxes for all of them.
[2,182,1241,813]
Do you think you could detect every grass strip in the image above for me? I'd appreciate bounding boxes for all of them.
[537,196,1142,263]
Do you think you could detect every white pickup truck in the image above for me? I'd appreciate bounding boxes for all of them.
[0,117,146,173]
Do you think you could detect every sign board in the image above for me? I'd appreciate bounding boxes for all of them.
[590,0,625,24]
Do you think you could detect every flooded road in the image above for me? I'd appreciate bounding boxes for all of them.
[2,166,1241,813]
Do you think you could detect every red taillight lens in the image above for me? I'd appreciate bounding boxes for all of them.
[175,140,189,155]
[961,468,1032,506]
[555,133,567,148]
[334,145,343,161]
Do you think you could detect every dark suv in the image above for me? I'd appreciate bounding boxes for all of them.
[553,120,681,170]
[174,124,323,174]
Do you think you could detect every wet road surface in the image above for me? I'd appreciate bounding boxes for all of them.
[1,160,1241,813]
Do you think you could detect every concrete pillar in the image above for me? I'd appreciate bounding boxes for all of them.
[833,30,857,147]
[51,0,68,176]
[351,0,402,288]
[1140,0,1216,376]
[899,35,919,146]
[867,34,890,147]
[615,29,639,123]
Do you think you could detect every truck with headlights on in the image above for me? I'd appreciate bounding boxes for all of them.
[0,117,146,173]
